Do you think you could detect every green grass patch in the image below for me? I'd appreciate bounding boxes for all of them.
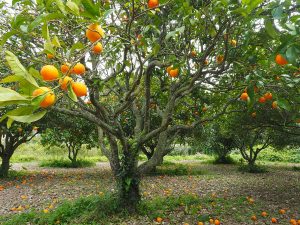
[152,163,208,176]
[39,159,96,168]
[0,194,267,225]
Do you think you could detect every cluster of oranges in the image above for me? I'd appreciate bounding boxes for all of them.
[250,209,300,224]
[166,65,179,78]
[32,23,105,108]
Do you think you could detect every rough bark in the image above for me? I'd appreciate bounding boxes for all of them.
[0,154,10,178]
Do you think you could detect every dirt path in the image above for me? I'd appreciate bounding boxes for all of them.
[0,161,299,224]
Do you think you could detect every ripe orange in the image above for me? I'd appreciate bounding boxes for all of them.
[59,76,73,91]
[272,101,278,109]
[166,66,172,74]
[297,220,300,225]
[198,222,204,225]
[214,219,220,225]
[290,219,297,225]
[259,96,266,103]
[73,63,85,75]
[92,42,103,54]
[169,68,179,78]
[275,54,288,66]
[32,87,56,108]
[251,112,257,118]
[261,211,268,217]
[148,0,159,9]
[251,215,257,221]
[47,53,54,59]
[191,50,197,57]
[86,23,105,43]
[40,65,59,81]
[216,55,224,64]
[279,209,286,214]
[264,92,273,100]
[156,217,163,223]
[276,76,281,81]
[271,218,278,223]
[61,64,70,74]
[230,39,237,47]
[204,59,209,65]
[240,92,249,101]
[72,82,88,97]
[202,107,207,112]
[209,219,214,224]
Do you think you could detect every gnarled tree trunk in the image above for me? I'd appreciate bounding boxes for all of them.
[0,154,11,178]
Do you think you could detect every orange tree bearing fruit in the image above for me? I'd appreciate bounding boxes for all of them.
[216,55,224,64]
[166,65,172,74]
[61,64,70,74]
[261,211,268,217]
[92,42,103,54]
[290,219,297,225]
[148,0,159,9]
[32,87,56,108]
[40,65,59,81]
[259,96,266,103]
[191,50,197,57]
[272,101,278,109]
[73,63,85,75]
[264,92,273,100]
[59,76,73,91]
[47,53,54,59]
[86,23,105,43]
[251,215,257,221]
[271,218,278,223]
[275,54,288,66]
[240,92,249,101]
[279,209,286,214]
[214,219,220,225]
[169,68,179,78]
[72,82,88,97]
[230,39,237,47]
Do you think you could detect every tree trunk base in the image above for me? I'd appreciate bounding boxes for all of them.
[0,158,10,178]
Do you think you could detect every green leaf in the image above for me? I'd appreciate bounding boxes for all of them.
[52,36,61,48]
[66,1,80,16]
[29,68,42,80]
[0,75,23,83]
[0,86,28,103]
[67,82,78,102]
[82,0,99,17]
[0,106,35,123]
[5,51,39,87]
[272,6,283,19]
[265,19,278,39]
[0,31,18,49]
[286,46,299,64]
[42,22,50,40]
[277,99,291,111]
[8,110,47,123]
[54,0,66,14]
[44,40,55,54]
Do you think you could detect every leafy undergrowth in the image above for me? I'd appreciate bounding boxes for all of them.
[39,159,96,168]
[151,163,209,176]
[1,193,299,225]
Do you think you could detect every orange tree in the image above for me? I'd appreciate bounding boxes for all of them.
[0,0,299,210]
[40,111,98,167]
[0,113,40,178]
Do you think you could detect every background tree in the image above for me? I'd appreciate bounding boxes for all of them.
[41,112,98,167]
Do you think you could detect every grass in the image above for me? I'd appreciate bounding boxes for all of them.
[39,159,96,168]
[152,163,209,176]
[0,193,269,225]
